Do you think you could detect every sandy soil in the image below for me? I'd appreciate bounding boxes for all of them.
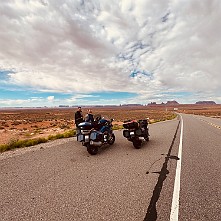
[0,126,73,145]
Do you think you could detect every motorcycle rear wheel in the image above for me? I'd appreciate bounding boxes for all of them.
[87,144,98,155]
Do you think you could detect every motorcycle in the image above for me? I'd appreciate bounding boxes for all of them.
[123,119,150,149]
[77,117,115,155]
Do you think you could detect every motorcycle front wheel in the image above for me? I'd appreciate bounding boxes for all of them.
[144,136,149,141]
[108,133,115,145]
[86,144,98,155]
[133,139,142,149]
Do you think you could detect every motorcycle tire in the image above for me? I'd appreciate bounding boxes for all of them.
[133,140,142,149]
[108,134,115,145]
[145,136,150,141]
[86,144,98,155]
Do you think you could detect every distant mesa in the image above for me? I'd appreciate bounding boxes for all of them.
[195,101,216,105]
[121,104,143,106]
[148,100,217,106]
[59,105,70,107]
[148,100,179,106]
[148,102,157,105]
[165,100,179,105]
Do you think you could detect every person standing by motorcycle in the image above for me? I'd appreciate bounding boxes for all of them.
[75,107,84,134]
[85,109,94,123]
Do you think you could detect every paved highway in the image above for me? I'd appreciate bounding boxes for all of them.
[178,114,221,221]
[0,114,220,221]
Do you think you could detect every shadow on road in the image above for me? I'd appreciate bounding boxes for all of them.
[143,120,181,221]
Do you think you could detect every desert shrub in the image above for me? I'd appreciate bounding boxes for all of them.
[0,137,47,152]
[25,133,34,138]
[25,138,47,146]
[34,128,42,133]
[59,124,70,129]
[11,121,21,126]
[48,134,57,140]
[166,114,177,120]
[112,124,124,130]
[48,133,64,140]
[7,138,20,149]
[55,134,64,139]
[63,129,76,138]
[0,144,8,152]
[48,129,76,140]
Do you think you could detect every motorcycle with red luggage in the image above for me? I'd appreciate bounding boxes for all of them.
[123,119,150,149]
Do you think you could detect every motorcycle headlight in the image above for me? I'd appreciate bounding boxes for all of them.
[85,135,89,142]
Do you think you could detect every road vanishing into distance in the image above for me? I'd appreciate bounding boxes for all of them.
[0,114,221,221]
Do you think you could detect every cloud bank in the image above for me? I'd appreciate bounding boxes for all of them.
[0,0,221,105]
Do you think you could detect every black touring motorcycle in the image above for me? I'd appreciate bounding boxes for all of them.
[123,119,150,149]
[77,117,115,155]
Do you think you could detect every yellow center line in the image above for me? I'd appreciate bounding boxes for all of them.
[197,117,221,130]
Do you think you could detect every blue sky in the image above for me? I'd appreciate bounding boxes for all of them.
[0,1,221,107]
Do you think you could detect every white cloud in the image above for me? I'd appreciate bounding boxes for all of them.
[64,94,99,104]
[0,97,43,106]
[0,99,30,106]
[0,0,221,104]
[47,96,54,102]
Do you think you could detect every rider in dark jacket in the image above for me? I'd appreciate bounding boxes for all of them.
[75,107,84,127]
[85,109,94,123]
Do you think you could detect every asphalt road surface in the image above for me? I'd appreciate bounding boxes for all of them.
[0,114,220,221]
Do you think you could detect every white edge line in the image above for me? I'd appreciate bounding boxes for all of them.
[170,114,184,221]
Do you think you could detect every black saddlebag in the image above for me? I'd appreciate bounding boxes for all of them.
[138,120,148,129]
[123,130,130,138]
[123,121,139,129]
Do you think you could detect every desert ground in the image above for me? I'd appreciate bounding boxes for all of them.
[0,104,220,145]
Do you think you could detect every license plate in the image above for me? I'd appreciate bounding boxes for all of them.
[130,131,135,135]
